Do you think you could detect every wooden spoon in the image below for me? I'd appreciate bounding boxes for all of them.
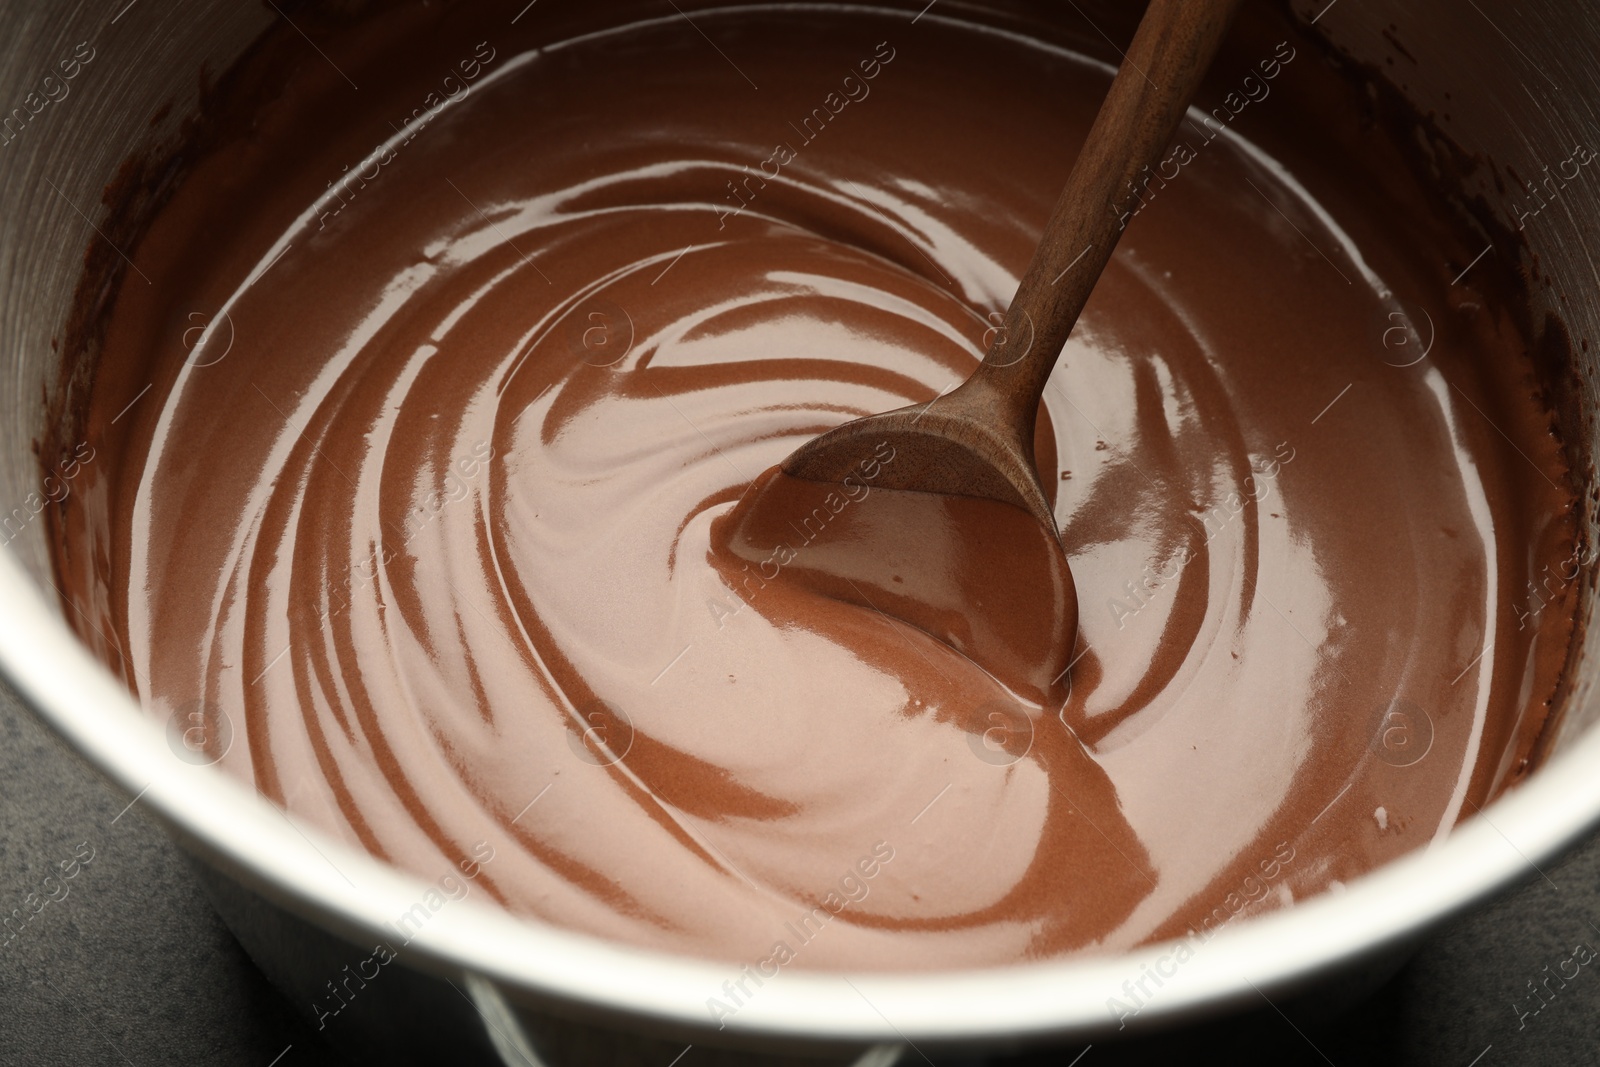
[715,0,1243,706]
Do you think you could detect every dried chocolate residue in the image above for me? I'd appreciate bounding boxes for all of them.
[41,0,419,568]
[1281,0,1589,769]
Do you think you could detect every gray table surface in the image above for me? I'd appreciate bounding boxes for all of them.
[3,674,1597,1067]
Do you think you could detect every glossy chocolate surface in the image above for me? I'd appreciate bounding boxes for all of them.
[52,3,1578,968]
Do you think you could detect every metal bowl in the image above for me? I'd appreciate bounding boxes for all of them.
[2,0,1596,1062]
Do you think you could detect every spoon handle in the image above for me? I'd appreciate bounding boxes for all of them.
[970,0,1244,423]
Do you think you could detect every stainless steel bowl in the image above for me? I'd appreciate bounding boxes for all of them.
[3,1,1597,1063]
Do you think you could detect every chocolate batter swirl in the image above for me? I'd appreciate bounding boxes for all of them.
[54,3,1577,967]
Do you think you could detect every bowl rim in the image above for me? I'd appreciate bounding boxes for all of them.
[5,543,1598,1044]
